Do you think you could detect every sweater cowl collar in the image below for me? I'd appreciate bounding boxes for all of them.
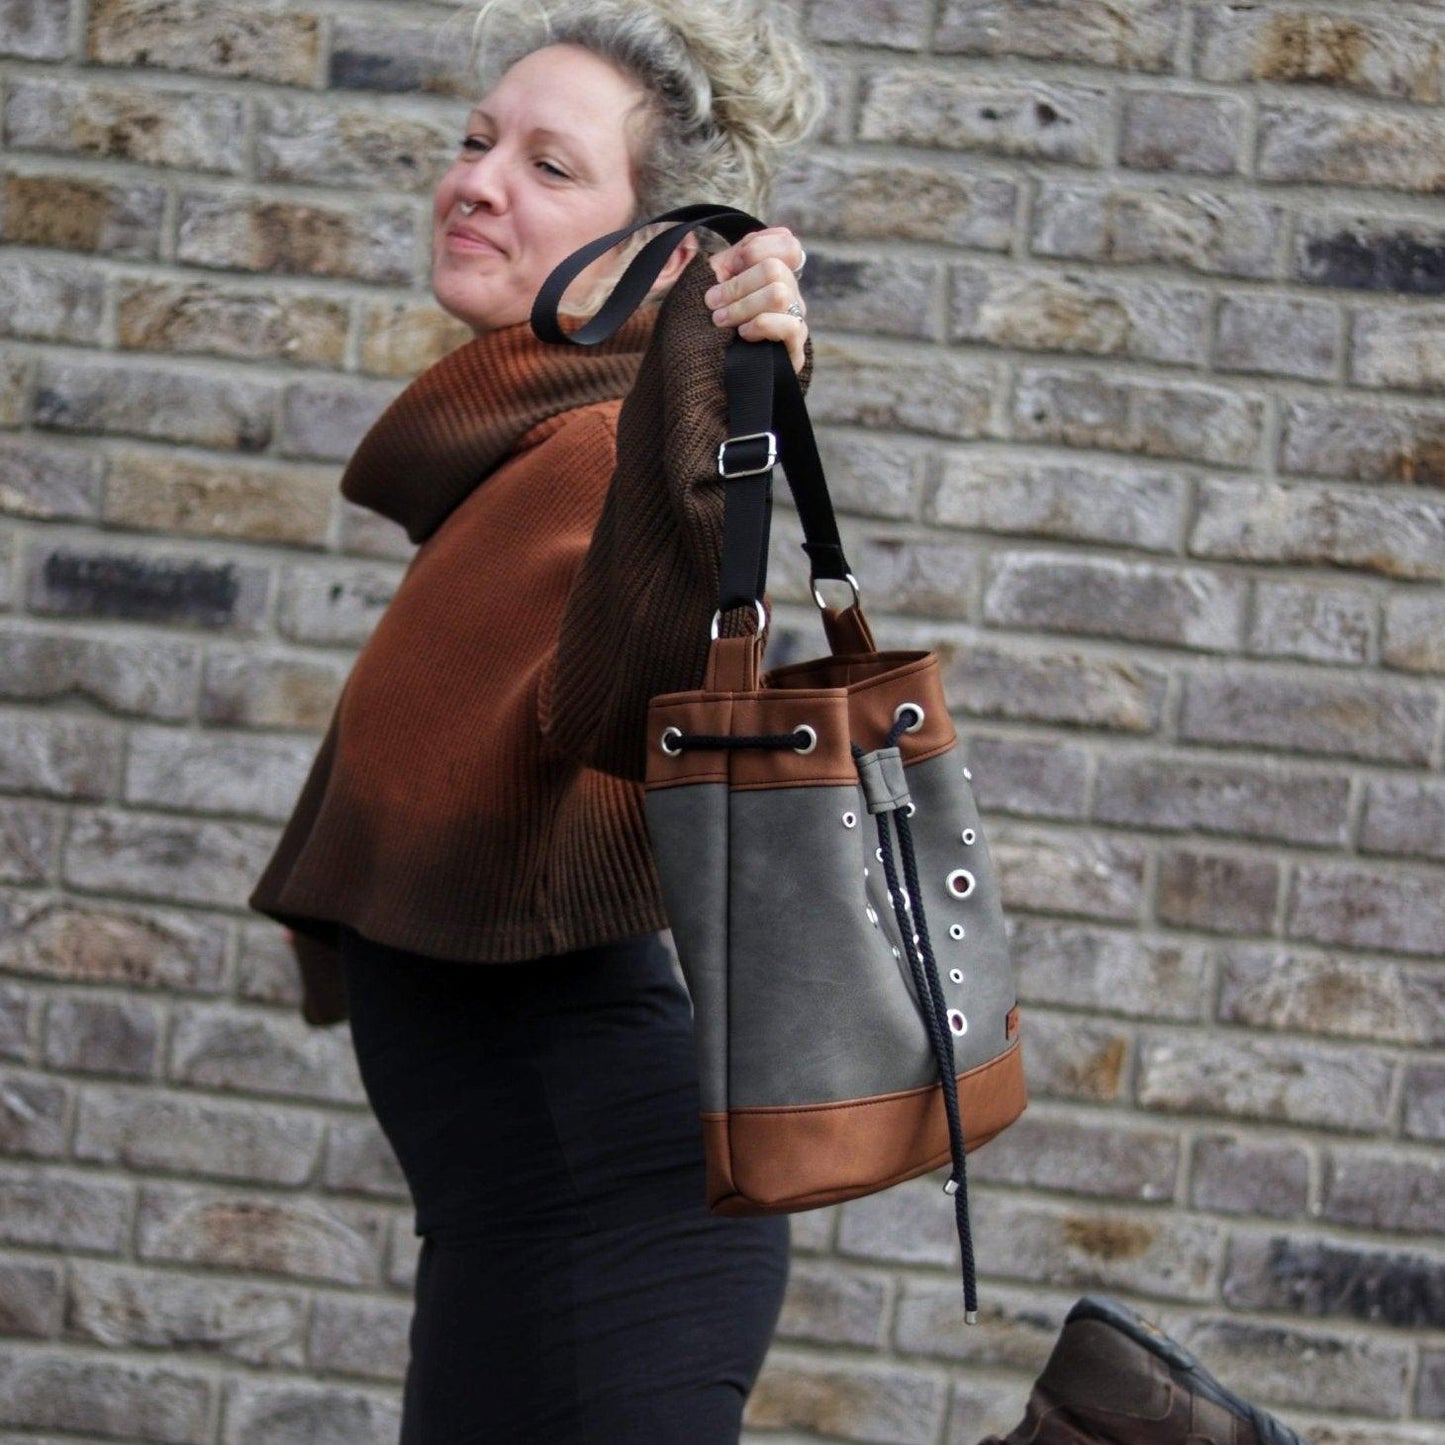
[341,308,656,544]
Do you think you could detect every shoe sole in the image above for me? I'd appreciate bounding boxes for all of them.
[1065,1297,1313,1445]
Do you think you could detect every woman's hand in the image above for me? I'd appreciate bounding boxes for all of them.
[704,226,808,375]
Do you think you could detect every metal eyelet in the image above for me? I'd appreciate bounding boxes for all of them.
[961,828,976,846]
[893,702,925,733]
[660,727,683,756]
[946,869,976,900]
[792,725,817,754]
[904,802,917,817]
[962,766,973,781]
[949,969,964,984]
[842,811,857,829]
[949,924,965,941]
[947,1009,968,1036]
[875,848,884,863]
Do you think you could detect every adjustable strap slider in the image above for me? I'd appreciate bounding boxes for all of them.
[717,430,777,479]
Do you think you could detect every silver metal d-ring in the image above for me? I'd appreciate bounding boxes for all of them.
[792,724,818,754]
[660,727,683,756]
[709,599,768,641]
[893,702,925,733]
[946,869,976,900]
[811,573,861,613]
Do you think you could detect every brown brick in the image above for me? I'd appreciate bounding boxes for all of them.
[1384,588,1445,672]
[1259,103,1445,195]
[359,300,471,378]
[746,1353,946,1444]
[201,649,347,729]
[256,96,453,193]
[0,255,105,344]
[993,825,1147,922]
[87,0,321,86]
[1361,776,1445,861]
[1139,1032,1395,1132]
[1,0,71,59]
[1157,847,1280,935]
[1247,579,1373,666]
[117,278,349,367]
[177,191,417,284]
[4,75,245,172]
[1017,1009,1132,1102]
[1121,90,1244,174]
[2,171,163,258]
[937,0,1183,70]
[1287,862,1445,957]
[1281,396,1445,486]
[1191,1136,1310,1219]
[1323,1148,1444,1233]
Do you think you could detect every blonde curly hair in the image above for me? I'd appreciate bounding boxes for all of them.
[468,0,825,219]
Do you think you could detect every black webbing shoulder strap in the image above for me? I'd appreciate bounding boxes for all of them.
[530,205,855,621]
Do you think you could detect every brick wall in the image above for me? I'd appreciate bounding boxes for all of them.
[0,0,1441,1441]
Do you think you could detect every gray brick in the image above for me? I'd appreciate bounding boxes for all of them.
[1215,294,1342,381]
[1287,862,1445,958]
[1248,578,1373,667]
[1420,1349,1445,1420]
[63,807,281,909]
[1010,921,1211,1021]
[357,299,471,378]
[306,1294,411,1380]
[222,1379,402,1445]
[809,340,1001,440]
[946,1379,1030,1444]
[839,1172,960,1268]
[774,1260,891,1349]
[860,69,1112,165]
[66,1260,306,1366]
[813,432,930,521]
[2,171,164,258]
[1032,180,1284,279]
[278,565,402,648]
[87,0,321,86]
[1404,1064,1445,1143]
[4,75,245,172]
[1219,947,1444,1046]
[952,266,1209,365]
[746,1353,946,1445]
[1362,776,1445,861]
[947,641,1168,732]
[993,824,1146,922]
[794,250,943,341]
[933,455,1185,553]
[1158,846,1280,935]
[137,1181,386,1286]
[775,151,1017,250]
[975,1194,1222,1300]
[1296,211,1445,295]
[1191,1136,1310,1219]
[1352,304,1445,392]
[43,993,161,1078]
[34,357,277,451]
[177,191,418,285]
[1173,1315,1411,1419]
[0,982,33,1062]
[1282,396,1445,486]
[1259,103,1445,195]
[0,0,71,59]
[985,551,1246,651]
[1180,664,1439,763]
[278,378,410,462]
[970,1113,1179,1201]
[0,255,105,345]
[257,96,451,193]
[1014,368,1265,466]
[125,725,322,822]
[896,1281,1072,1370]
[1223,1232,1445,1330]
[169,1001,364,1105]
[1094,755,1350,846]
[964,734,1089,819]
[1138,1033,1395,1132]
[1196,6,1445,104]
[0,1164,130,1251]
[1121,90,1244,175]
[809,0,930,50]
[236,923,305,1011]
[73,1086,322,1184]
[936,0,1182,70]
[0,627,197,718]
[855,536,977,619]
[0,351,31,427]
[0,1348,212,1442]
[0,1069,67,1158]
[327,14,474,97]
[1015,1009,1131,1102]
[0,801,60,886]
[0,712,120,800]
[201,649,347,729]
[1323,1148,1444,1234]
[1384,588,1445,673]
[0,1257,61,1336]
[0,436,102,521]
[320,1117,407,1200]
[0,898,227,995]
[117,279,350,368]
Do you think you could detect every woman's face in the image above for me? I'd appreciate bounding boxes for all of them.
[432,44,646,334]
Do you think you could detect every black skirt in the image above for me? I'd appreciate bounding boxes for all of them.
[337,924,790,1444]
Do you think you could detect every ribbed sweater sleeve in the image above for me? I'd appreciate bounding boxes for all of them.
[538,255,812,782]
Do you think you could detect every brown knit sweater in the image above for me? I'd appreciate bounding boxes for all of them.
[249,256,797,1026]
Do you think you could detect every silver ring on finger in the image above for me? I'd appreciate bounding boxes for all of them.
[786,300,804,319]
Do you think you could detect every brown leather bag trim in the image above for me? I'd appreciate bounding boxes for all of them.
[700,1037,1026,1215]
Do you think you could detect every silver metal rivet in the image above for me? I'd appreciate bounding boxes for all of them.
[961,828,977,846]
[962,766,973,781]
[842,811,857,829]
[660,726,683,756]
[894,702,925,733]
[947,1009,968,1036]
[793,724,818,754]
[949,969,964,984]
[946,869,976,900]
[949,924,965,941]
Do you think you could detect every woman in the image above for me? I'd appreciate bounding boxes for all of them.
[250,2,821,1440]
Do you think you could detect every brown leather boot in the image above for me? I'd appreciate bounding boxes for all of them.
[979,1296,1312,1444]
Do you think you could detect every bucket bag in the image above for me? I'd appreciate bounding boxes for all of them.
[534,206,1027,1320]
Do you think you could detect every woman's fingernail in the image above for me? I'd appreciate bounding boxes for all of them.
[712,308,729,323]
[704,286,722,306]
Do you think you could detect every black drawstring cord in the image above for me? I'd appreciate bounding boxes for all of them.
[855,718,980,1323]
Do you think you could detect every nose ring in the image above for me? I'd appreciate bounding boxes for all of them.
[460,200,479,215]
